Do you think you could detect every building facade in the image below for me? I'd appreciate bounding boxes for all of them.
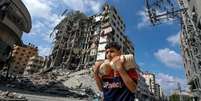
[143,72,156,95]
[0,0,31,66]
[95,3,134,61]
[155,83,161,100]
[179,0,201,100]
[135,67,154,101]
[49,11,96,70]
[10,44,38,75]
[24,55,45,75]
[48,3,135,70]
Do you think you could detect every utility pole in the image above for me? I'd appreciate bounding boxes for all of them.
[144,0,201,100]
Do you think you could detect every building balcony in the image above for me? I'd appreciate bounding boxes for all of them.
[0,0,32,38]
[101,22,110,28]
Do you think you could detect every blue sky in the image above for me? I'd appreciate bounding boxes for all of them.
[22,0,188,95]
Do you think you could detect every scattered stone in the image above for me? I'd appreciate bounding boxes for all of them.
[2,68,100,100]
[0,90,27,101]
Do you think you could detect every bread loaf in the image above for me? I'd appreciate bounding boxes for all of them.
[99,59,113,76]
[110,54,136,71]
[98,54,136,76]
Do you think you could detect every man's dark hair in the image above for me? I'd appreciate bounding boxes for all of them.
[105,42,121,50]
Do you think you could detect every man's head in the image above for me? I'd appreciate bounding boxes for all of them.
[105,42,121,61]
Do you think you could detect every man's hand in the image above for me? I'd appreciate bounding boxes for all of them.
[111,56,125,71]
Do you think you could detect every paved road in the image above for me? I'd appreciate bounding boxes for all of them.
[0,86,90,101]
[18,93,88,101]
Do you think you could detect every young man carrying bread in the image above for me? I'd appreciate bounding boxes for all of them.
[93,42,138,101]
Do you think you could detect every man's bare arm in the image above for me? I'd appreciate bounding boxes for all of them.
[112,56,137,93]
[93,62,103,92]
[118,68,137,93]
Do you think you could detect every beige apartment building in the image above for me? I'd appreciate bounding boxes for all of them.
[10,44,38,74]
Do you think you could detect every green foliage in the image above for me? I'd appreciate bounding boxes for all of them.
[169,94,180,101]
[169,93,193,101]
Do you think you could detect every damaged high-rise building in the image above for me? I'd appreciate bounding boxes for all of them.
[179,0,201,100]
[49,11,96,70]
[95,3,134,61]
[48,3,135,70]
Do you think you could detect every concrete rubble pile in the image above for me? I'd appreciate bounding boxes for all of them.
[61,69,101,98]
[6,68,99,99]
[0,90,27,101]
